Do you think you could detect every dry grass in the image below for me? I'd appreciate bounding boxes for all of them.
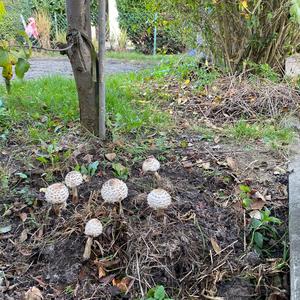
[34,9,51,48]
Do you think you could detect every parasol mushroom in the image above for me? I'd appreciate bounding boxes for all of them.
[101,178,128,214]
[44,183,69,216]
[65,171,83,204]
[142,156,161,179]
[147,188,172,223]
[83,218,103,260]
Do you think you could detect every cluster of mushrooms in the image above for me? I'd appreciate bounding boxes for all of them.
[42,156,172,260]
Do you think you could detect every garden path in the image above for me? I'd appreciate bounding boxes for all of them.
[23,57,148,79]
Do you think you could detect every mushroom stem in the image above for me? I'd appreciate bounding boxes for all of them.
[72,187,78,204]
[119,201,124,216]
[154,171,161,180]
[53,204,62,216]
[83,236,94,260]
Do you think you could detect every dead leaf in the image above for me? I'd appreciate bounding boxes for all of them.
[112,277,131,293]
[19,229,28,243]
[249,210,261,220]
[82,154,93,163]
[182,161,193,168]
[253,191,265,201]
[105,153,116,161]
[214,136,220,143]
[98,266,106,279]
[19,212,28,222]
[250,199,266,210]
[226,157,238,171]
[210,238,222,255]
[24,286,43,300]
[202,162,211,170]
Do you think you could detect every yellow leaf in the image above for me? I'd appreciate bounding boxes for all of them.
[211,238,222,255]
[241,0,248,9]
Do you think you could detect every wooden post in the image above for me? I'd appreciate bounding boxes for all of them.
[98,0,106,139]
[66,0,99,135]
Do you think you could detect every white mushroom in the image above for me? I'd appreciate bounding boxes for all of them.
[101,178,128,214]
[44,183,69,216]
[147,189,172,223]
[142,156,161,179]
[83,218,103,260]
[65,171,83,204]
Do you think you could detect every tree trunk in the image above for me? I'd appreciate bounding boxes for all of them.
[66,0,99,135]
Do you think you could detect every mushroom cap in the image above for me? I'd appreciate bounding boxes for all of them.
[45,183,69,204]
[101,178,128,203]
[84,218,103,237]
[65,171,83,188]
[147,189,171,210]
[142,156,160,173]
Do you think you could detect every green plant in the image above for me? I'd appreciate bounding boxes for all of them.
[75,161,99,177]
[248,209,282,254]
[112,162,129,180]
[145,285,173,300]
[117,0,186,54]
[239,184,252,209]
[36,142,61,166]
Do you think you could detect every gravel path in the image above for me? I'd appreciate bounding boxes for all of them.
[24,57,148,79]
[0,57,149,83]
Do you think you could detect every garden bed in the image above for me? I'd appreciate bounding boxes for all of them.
[0,126,290,299]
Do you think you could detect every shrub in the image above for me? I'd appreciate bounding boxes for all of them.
[117,0,186,54]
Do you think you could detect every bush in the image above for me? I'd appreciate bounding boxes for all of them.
[0,0,29,40]
[117,0,186,54]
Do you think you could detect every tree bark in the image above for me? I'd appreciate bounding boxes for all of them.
[66,0,99,135]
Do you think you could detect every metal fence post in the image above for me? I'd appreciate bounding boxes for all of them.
[54,13,58,40]
[99,0,106,139]
[153,12,157,56]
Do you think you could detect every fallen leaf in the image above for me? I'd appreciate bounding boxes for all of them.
[252,191,265,201]
[226,157,238,171]
[24,286,43,300]
[19,212,28,222]
[19,229,28,243]
[210,238,222,255]
[249,210,261,220]
[82,154,93,163]
[214,136,220,143]
[105,153,116,161]
[182,161,193,168]
[202,162,211,170]
[250,199,266,210]
[112,277,131,293]
[0,225,12,234]
[98,266,106,279]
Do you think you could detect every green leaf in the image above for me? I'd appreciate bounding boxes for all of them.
[16,172,28,179]
[250,218,262,229]
[239,184,251,193]
[253,231,264,249]
[0,47,9,67]
[15,58,30,79]
[154,286,165,300]
[146,288,156,297]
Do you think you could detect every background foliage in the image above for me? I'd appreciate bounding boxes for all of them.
[117,0,188,54]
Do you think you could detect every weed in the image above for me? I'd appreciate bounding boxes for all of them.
[144,285,173,300]
[228,120,294,149]
[75,161,99,177]
[112,163,129,180]
[239,184,252,209]
[248,208,282,255]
